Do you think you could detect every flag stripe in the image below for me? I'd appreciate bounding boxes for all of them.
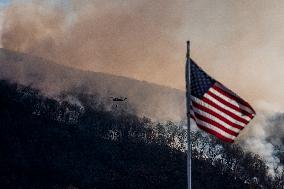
[197,124,234,143]
[202,95,250,124]
[192,101,244,130]
[192,96,246,128]
[214,83,255,114]
[212,85,255,115]
[207,89,253,120]
[194,118,236,140]
[193,111,239,136]
[204,93,252,121]
[190,115,196,120]
[192,106,241,133]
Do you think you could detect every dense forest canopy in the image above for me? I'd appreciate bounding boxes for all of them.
[0,80,283,189]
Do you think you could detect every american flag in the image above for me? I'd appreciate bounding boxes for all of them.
[189,60,256,143]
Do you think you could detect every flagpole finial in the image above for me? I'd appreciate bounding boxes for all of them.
[186,41,190,59]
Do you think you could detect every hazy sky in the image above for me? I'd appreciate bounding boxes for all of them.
[186,0,284,112]
[1,0,284,111]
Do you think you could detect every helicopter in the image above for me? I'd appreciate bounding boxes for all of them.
[109,97,128,102]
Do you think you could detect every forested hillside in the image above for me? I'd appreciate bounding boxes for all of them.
[0,80,283,189]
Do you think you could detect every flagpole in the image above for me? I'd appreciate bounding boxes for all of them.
[185,41,192,189]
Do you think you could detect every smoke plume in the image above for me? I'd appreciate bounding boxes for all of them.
[0,0,283,175]
[1,0,188,88]
[240,111,284,175]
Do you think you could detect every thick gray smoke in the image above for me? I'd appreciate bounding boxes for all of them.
[0,0,188,120]
[0,0,188,89]
[241,111,284,175]
[0,0,283,175]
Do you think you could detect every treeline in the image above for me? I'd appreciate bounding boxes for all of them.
[0,80,283,189]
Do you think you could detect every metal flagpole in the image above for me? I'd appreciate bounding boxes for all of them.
[185,41,192,189]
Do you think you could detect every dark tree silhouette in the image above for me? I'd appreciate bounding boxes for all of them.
[0,80,282,189]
